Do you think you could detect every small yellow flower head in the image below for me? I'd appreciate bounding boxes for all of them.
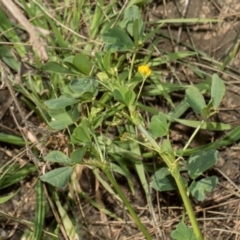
[138,64,152,78]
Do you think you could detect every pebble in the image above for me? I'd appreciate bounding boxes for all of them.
[0,228,7,238]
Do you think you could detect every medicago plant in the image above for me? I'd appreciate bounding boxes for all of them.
[40,6,230,240]
[3,3,238,240]
[38,6,228,240]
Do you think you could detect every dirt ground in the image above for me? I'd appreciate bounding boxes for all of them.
[0,1,240,240]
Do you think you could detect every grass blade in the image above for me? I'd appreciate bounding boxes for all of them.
[33,180,46,240]
[53,191,80,240]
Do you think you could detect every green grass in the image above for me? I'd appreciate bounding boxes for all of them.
[0,1,239,240]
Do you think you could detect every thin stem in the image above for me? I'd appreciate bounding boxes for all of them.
[136,77,146,101]
[128,50,137,82]
[171,165,203,240]
[136,123,203,240]
[104,170,152,240]
[182,119,205,154]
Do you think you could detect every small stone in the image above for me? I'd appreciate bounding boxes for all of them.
[0,228,7,238]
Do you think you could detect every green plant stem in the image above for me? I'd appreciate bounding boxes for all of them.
[182,120,205,155]
[136,77,147,101]
[181,124,240,156]
[136,123,203,240]
[128,50,137,82]
[170,163,203,240]
[104,169,152,240]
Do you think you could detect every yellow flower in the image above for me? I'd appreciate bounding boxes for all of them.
[138,64,152,78]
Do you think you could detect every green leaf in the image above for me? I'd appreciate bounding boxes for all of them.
[45,96,78,109]
[63,55,74,63]
[189,176,218,201]
[95,52,105,72]
[152,80,175,107]
[44,151,74,165]
[148,113,168,138]
[171,222,197,240]
[171,118,231,131]
[63,61,83,73]
[70,147,87,163]
[186,86,206,114]
[0,189,19,204]
[151,167,187,191]
[0,132,25,145]
[40,167,73,188]
[69,78,98,99]
[33,180,45,240]
[71,121,91,145]
[61,84,81,98]
[48,108,77,130]
[180,124,240,156]
[42,11,68,48]
[108,144,142,163]
[187,149,218,180]
[0,46,20,71]
[103,51,111,72]
[0,164,36,190]
[133,19,139,46]
[120,5,143,45]
[152,51,196,66]
[73,54,91,75]
[113,89,125,104]
[0,8,25,56]
[143,24,163,43]
[201,101,213,119]
[89,0,104,38]
[53,191,79,239]
[111,161,134,193]
[211,74,226,110]
[220,40,240,71]
[113,86,136,106]
[125,89,136,106]
[102,27,134,52]
[41,62,74,74]
[161,139,174,154]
